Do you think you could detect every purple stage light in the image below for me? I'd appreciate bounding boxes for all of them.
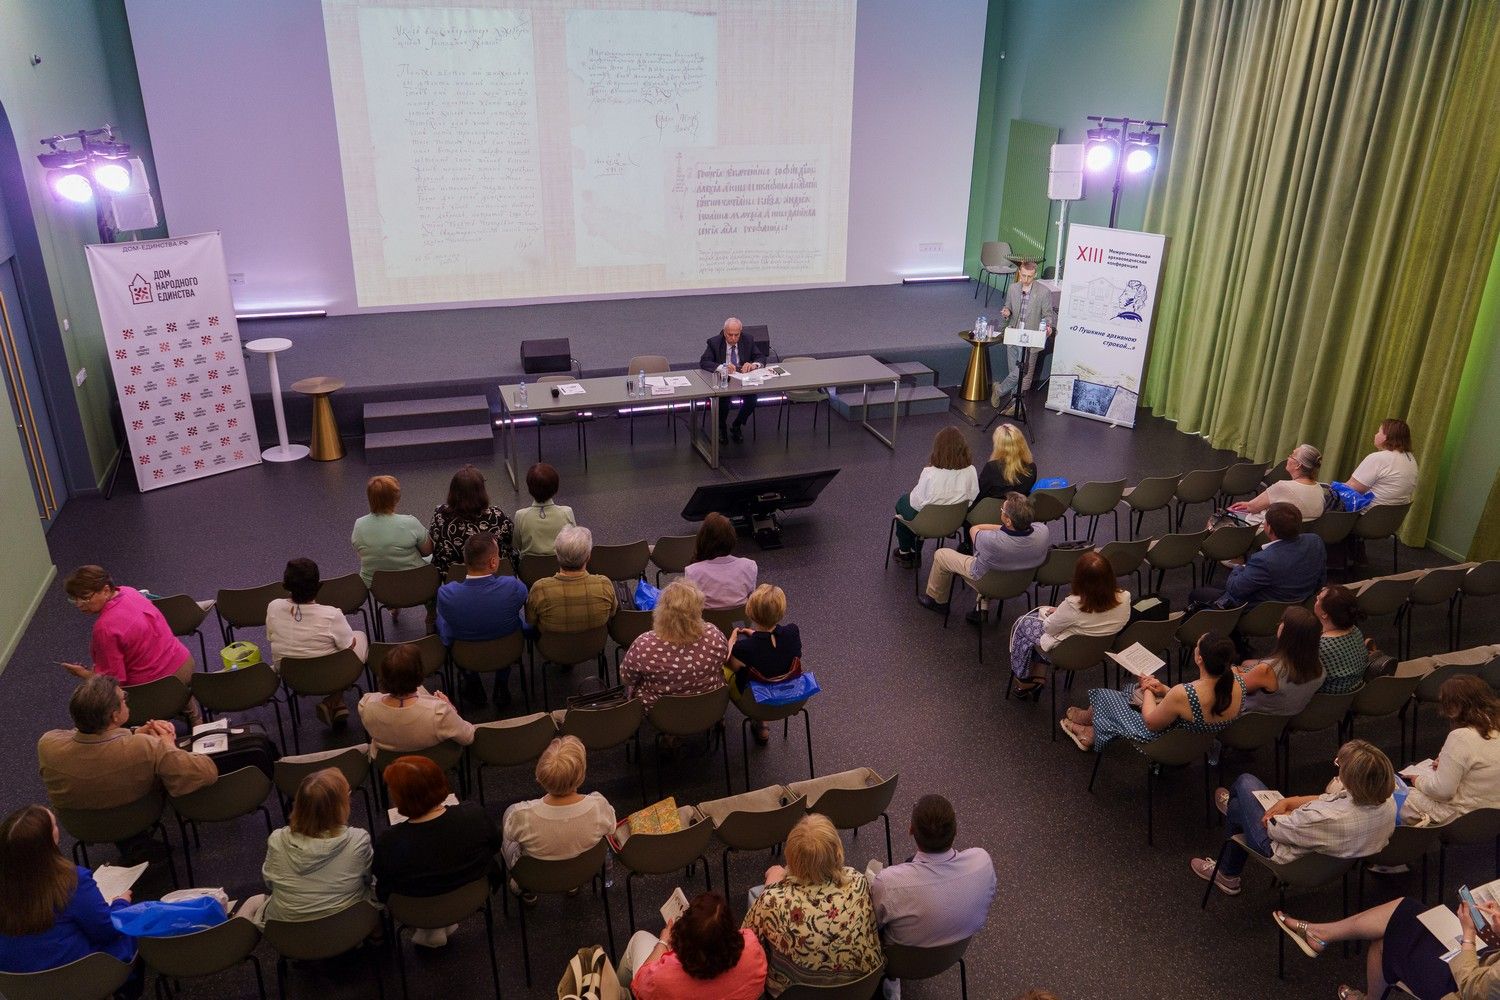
[93,162,131,192]
[51,171,94,203]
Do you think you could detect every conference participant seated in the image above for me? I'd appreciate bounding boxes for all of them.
[350,474,433,588]
[1274,896,1500,1000]
[1188,502,1326,611]
[435,532,528,709]
[699,316,764,444]
[511,462,577,559]
[990,258,1057,411]
[1345,418,1419,507]
[0,805,138,987]
[1315,585,1373,693]
[891,427,980,568]
[870,794,996,953]
[1398,676,1500,827]
[974,423,1038,506]
[728,584,802,743]
[524,525,618,634]
[620,580,729,711]
[616,891,768,1000]
[920,492,1050,623]
[37,675,217,819]
[266,558,369,728]
[260,768,374,924]
[357,643,476,756]
[1193,739,1395,896]
[1223,443,1326,525]
[685,513,759,610]
[1236,606,1326,716]
[372,756,500,947]
[1008,551,1129,698]
[500,736,616,900]
[1061,633,1245,752]
[60,565,201,724]
[428,464,515,578]
[743,814,883,996]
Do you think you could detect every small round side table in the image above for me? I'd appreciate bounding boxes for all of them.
[291,376,347,462]
[244,337,309,462]
[958,329,996,402]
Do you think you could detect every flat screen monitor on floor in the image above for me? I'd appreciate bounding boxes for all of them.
[681,468,840,547]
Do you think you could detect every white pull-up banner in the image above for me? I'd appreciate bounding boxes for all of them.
[86,232,261,491]
[1046,223,1166,427]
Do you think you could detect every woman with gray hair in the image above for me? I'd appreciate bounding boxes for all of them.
[1225,443,1326,525]
[620,580,728,710]
[523,525,618,634]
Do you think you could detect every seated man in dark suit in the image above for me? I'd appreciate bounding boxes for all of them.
[1190,502,1327,611]
[698,316,764,444]
[437,532,528,709]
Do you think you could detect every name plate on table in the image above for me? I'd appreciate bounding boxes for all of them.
[1003,327,1046,348]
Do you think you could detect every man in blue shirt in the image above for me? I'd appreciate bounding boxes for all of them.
[920,492,1051,623]
[1191,502,1327,610]
[437,532,528,709]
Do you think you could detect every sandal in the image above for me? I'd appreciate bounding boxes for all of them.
[1336,988,1366,1000]
[1215,787,1231,816]
[1065,706,1089,725]
[1272,910,1327,958]
[1059,719,1092,751]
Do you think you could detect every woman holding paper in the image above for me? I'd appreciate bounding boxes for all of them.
[1009,551,1129,698]
[1274,893,1500,1000]
[1399,675,1500,826]
[616,891,768,999]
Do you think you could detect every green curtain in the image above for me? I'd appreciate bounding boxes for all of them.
[1142,0,1500,546]
[1472,473,1500,561]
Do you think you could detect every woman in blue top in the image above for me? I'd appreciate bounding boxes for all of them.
[1061,633,1245,752]
[0,805,138,987]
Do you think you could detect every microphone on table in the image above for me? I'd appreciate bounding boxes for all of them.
[550,386,561,398]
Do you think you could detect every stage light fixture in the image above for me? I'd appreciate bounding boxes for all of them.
[35,126,148,240]
[1084,127,1119,172]
[92,161,132,192]
[1083,116,1169,227]
[1123,130,1160,174]
[51,170,95,203]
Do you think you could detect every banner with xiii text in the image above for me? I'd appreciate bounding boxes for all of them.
[1045,223,1167,428]
[86,232,261,491]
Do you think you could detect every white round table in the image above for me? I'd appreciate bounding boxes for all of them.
[245,337,309,462]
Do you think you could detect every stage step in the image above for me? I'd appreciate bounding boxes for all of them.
[362,394,494,463]
[828,384,950,420]
[883,361,938,387]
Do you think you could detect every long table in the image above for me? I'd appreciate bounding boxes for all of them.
[495,354,902,488]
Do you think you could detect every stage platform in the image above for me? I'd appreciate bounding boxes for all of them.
[238,281,997,438]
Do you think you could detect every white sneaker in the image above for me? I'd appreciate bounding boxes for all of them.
[882,979,902,1000]
[411,926,451,948]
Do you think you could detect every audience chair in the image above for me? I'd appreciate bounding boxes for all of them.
[964,496,1003,530]
[368,633,446,693]
[1108,612,1183,686]
[214,581,287,644]
[1038,633,1117,739]
[1173,466,1230,530]
[373,740,468,807]
[452,632,530,711]
[534,626,610,709]
[445,557,516,585]
[647,688,733,799]
[1202,834,1355,978]
[886,501,969,593]
[648,534,697,584]
[169,765,275,884]
[1278,690,1361,790]
[1122,474,1180,538]
[779,355,833,447]
[0,952,135,1000]
[192,661,287,751]
[279,647,367,753]
[788,768,900,866]
[1263,463,1293,485]
[556,698,648,804]
[1343,674,1420,761]
[779,965,887,1000]
[55,790,179,886]
[386,878,501,1000]
[1353,502,1413,573]
[1237,600,1299,652]
[624,354,673,445]
[953,567,1036,661]
[273,744,374,828]
[1088,728,1215,845]
[1173,606,1243,683]
[151,593,214,667]
[1457,561,1500,647]
[1034,544,1090,605]
[535,373,592,469]
[883,937,973,1000]
[1411,660,1491,756]
[1197,524,1257,587]
[1217,713,1289,791]
[1099,538,1149,596]
[1069,479,1126,543]
[974,240,1014,305]
[124,674,192,727]
[369,565,440,641]
[1219,462,1268,504]
[1028,486,1076,538]
[471,712,557,806]
[1395,566,1466,659]
[518,552,561,587]
[1356,574,1419,652]
[1436,808,1500,902]
[730,685,815,791]
[1147,530,1209,593]
[138,913,266,1000]
[698,784,806,916]
[1359,824,1438,908]
[608,608,654,668]
[1310,509,1359,549]
[704,603,746,638]
[317,572,373,637]
[263,901,385,1000]
[613,804,715,932]
[589,540,651,583]
[506,839,614,986]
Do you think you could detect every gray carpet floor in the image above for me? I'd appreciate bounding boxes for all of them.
[0,393,1482,1000]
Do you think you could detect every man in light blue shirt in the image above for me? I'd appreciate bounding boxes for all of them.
[870,794,996,958]
[920,492,1051,622]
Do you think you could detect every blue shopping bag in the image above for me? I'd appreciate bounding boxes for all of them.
[750,672,821,706]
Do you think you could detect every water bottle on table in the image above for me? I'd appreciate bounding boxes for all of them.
[517,380,528,409]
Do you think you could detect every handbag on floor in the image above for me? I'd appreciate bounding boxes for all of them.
[557,945,623,1000]
[567,681,630,711]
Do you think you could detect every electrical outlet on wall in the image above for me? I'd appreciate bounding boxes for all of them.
[74,368,86,387]
[229,273,246,287]
[918,242,943,254]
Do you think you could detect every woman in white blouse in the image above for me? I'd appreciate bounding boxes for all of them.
[1346,418,1418,506]
[1400,675,1500,826]
[357,643,475,756]
[1226,443,1325,524]
[891,427,979,567]
[500,736,616,901]
[1009,551,1129,696]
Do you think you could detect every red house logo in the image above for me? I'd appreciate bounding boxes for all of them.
[129,274,153,305]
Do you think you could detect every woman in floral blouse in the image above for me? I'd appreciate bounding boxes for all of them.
[428,465,515,576]
[742,814,882,996]
[620,580,728,711]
